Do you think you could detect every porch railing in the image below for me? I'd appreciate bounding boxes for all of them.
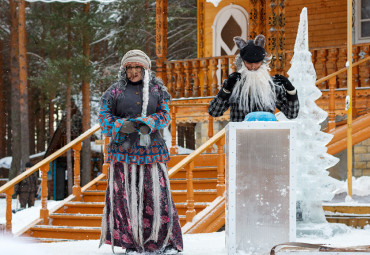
[165,43,370,99]
[0,124,109,234]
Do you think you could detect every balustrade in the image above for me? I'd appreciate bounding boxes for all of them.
[169,103,214,154]
[164,43,369,100]
[165,56,236,98]
[0,125,101,234]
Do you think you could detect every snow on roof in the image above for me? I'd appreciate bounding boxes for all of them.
[206,0,223,7]
[0,152,46,169]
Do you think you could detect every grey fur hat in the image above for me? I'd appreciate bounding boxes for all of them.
[121,49,151,69]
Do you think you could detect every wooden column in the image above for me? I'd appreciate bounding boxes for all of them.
[18,0,30,166]
[170,106,178,154]
[184,61,191,98]
[40,165,49,224]
[216,137,225,196]
[210,59,218,96]
[166,63,174,96]
[73,143,82,201]
[102,136,110,176]
[186,161,196,223]
[197,0,205,58]
[5,187,14,233]
[156,0,167,83]
[220,58,228,82]
[230,56,237,73]
[201,60,209,96]
[207,114,214,153]
[328,77,336,132]
[175,62,184,98]
[192,60,200,97]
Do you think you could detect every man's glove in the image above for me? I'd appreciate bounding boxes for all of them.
[139,124,150,135]
[223,72,241,93]
[120,121,136,134]
[273,74,295,91]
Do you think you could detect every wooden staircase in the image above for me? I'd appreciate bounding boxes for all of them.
[23,153,219,242]
[324,204,370,228]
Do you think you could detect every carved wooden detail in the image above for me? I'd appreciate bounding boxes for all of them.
[156,0,168,83]
[197,0,205,58]
[266,0,286,71]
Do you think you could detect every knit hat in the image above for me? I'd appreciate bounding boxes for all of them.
[25,162,34,168]
[235,34,266,63]
[121,49,151,69]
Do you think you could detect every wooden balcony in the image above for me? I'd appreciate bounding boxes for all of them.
[165,43,370,126]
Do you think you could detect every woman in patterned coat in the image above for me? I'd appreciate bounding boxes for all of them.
[98,49,183,254]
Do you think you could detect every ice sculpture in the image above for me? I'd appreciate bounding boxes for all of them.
[275,8,340,231]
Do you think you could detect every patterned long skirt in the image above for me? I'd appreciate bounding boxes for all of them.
[99,162,183,253]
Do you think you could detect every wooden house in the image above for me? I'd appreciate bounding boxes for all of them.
[160,0,370,179]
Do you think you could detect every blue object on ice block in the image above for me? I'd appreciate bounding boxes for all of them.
[244,111,277,122]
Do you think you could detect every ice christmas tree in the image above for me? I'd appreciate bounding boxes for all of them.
[276,8,340,228]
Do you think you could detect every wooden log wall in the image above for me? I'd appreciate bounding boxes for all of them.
[285,0,347,50]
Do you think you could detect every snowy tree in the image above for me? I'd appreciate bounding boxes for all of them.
[276,8,339,226]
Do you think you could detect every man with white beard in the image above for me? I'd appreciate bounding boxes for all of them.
[208,34,299,121]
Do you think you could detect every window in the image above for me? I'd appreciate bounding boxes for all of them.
[355,0,370,43]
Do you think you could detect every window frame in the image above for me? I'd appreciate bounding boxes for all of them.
[355,0,370,43]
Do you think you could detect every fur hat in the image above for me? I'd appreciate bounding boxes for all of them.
[234,34,266,63]
[121,49,151,69]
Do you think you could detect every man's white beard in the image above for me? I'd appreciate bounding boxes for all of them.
[230,63,276,112]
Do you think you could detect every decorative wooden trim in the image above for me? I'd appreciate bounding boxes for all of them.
[72,143,82,201]
[186,161,196,223]
[156,0,167,83]
[197,0,205,58]
[40,165,49,224]
[266,0,286,72]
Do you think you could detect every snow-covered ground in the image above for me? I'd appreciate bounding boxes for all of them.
[1,194,370,255]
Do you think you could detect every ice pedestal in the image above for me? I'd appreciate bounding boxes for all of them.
[225,122,297,255]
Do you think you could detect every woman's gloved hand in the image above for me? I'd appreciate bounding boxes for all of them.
[273,74,295,91]
[119,121,136,134]
[223,72,241,93]
[139,124,150,135]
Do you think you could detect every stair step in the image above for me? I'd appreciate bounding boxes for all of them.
[170,179,217,190]
[323,204,370,214]
[81,189,217,203]
[171,189,217,203]
[171,167,218,179]
[175,202,209,215]
[29,225,101,240]
[34,238,78,243]
[88,180,107,191]
[55,202,105,214]
[49,213,103,227]
[87,179,218,191]
[326,215,370,228]
[82,191,106,202]
[168,153,219,168]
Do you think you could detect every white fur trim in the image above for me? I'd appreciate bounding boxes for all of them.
[146,163,161,243]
